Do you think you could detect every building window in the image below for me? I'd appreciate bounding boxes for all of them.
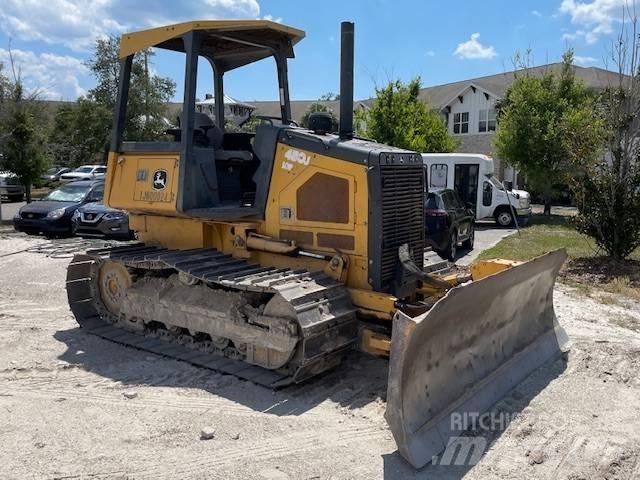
[452,112,469,134]
[430,164,448,188]
[479,109,496,133]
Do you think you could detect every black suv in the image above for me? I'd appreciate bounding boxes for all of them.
[425,189,475,260]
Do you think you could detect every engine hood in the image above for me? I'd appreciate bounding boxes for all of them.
[20,201,77,214]
[77,202,123,214]
[509,188,529,199]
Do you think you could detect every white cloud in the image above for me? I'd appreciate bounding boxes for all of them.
[0,0,126,52]
[574,54,598,65]
[426,50,436,57]
[0,0,267,52]
[559,0,630,44]
[205,0,260,16]
[454,33,497,60]
[262,14,283,23]
[532,10,542,17]
[0,0,274,99]
[562,30,582,41]
[0,48,88,99]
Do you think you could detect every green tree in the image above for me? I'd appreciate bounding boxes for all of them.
[300,102,338,131]
[356,77,457,152]
[123,49,176,141]
[48,98,112,168]
[0,61,11,104]
[85,36,176,142]
[0,64,48,202]
[563,18,640,259]
[49,36,178,167]
[494,50,598,214]
[318,92,339,101]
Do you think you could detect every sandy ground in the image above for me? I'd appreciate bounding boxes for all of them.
[0,231,639,480]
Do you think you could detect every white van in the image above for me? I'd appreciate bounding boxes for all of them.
[422,153,531,226]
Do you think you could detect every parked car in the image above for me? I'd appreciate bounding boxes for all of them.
[59,165,107,183]
[0,171,25,201]
[425,189,475,261]
[41,166,72,184]
[72,202,132,239]
[13,180,104,238]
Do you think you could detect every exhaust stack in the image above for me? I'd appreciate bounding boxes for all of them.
[339,21,354,140]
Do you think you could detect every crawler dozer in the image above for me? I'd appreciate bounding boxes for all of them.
[66,20,568,468]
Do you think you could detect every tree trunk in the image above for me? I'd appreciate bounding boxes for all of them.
[543,194,552,215]
[25,183,32,203]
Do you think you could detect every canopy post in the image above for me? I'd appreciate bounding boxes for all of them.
[110,55,132,151]
[213,63,225,130]
[275,53,292,124]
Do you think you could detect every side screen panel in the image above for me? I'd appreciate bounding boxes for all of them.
[105,152,180,214]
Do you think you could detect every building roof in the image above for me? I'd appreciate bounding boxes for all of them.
[251,99,340,121]
[250,99,372,123]
[197,95,255,110]
[417,63,622,109]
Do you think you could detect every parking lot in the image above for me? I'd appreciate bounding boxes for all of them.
[455,221,516,265]
[0,199,23,223]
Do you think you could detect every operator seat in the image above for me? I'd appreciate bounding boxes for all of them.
[181,112,253,162]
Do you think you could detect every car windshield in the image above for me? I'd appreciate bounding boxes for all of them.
[75,167,93,173]
[42,184,90,202]
[45,167,58,174]
[485,174,504,191]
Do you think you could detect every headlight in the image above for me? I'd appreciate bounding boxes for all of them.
[104,212,125,220]
[46,208,66,220]
[14,210,21,219]
[72,210,81,220]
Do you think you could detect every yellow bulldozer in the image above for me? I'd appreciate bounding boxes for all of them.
[66,20,568,468]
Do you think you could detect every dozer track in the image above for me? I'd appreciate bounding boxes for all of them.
[66,244,359,388]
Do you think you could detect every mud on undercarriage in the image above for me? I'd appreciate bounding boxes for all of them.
[66,244,359,388]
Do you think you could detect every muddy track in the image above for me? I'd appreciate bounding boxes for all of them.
[66,246,360,388]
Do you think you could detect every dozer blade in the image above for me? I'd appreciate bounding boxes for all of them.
[385,249,569,468]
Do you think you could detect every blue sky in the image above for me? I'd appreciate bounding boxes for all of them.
[0,0,629,102]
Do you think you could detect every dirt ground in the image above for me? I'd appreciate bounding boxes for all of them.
[0,231,639,480]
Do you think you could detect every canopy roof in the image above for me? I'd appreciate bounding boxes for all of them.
[119,20,305,71]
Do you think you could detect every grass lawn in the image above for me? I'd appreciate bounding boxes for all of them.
[476,214,636,261]
[476,214,640,305]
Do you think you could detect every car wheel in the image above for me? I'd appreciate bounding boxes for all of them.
[495,209,514,227]
[446,230,457,261]
[462,225,475,250]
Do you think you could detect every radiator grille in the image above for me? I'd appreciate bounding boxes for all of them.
[379,164,425,287]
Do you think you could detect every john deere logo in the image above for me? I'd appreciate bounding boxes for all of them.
[152,169,167,190]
